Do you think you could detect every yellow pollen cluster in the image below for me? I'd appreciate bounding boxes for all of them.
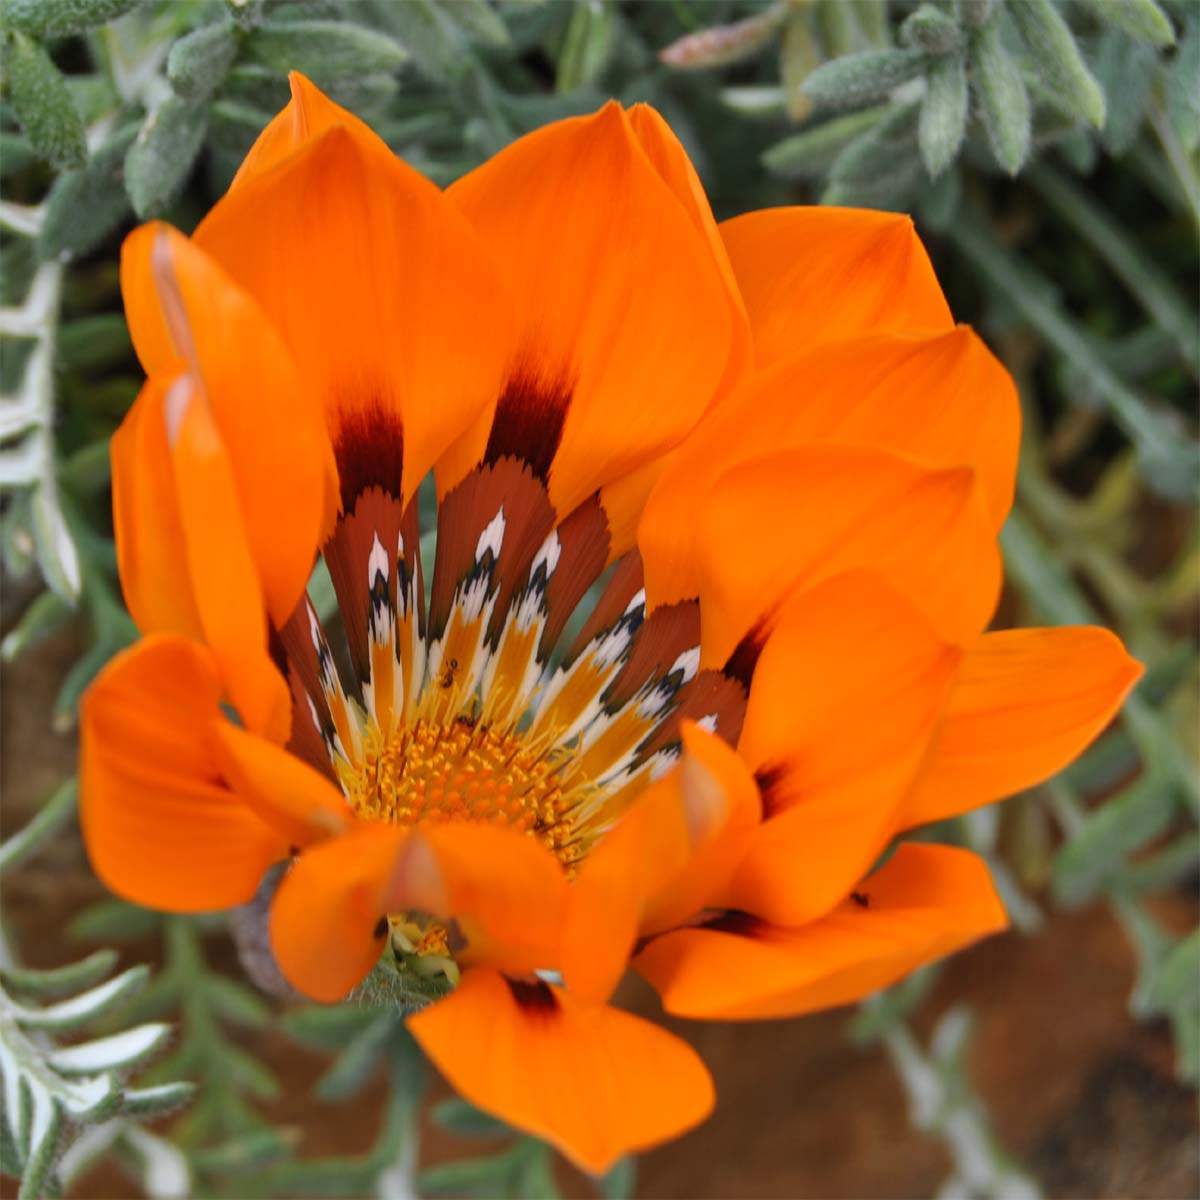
[344,719,586,867]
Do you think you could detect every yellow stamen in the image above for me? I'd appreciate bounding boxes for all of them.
[343,718,591,868]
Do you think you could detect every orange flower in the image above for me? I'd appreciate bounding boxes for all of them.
[81,75,1142,1173]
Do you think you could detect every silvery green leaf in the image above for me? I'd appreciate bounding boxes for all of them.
[245,18,407,80]
[959,0,995,28]
[1168,17,1200,151]
[1081,0,1175,46]
[0,0,139,37]
[919,52,968,176]
[6,33,86,169]
[432,1097,510,1138]
[763,104,888,178]
[125,96,209,218]
[780,9,821,121]
[314,1014,395,1101]
[117,1125,190,1200]
[802,47,929,109]
[12,966,149,1032]
[119,1081,195,1118]
[1146,930,1200,1011]
[68,898,161,944]
[824,100,921,205]
[901,5,965,54]
[0,587,71,662]
[1053,775,1177,906]
[167,21,239,102]
[367,0,465,83]
[1009,0,1106,127]
[0,777,77,875]
[919,163,962,230]
[47,1024,170,1076]
[971,17,1032,174]
[557,0,616,93]
[1093,29,1158,156]
[441,0,510,47]
[0,950,117,999]
[38,121,138,261]
[601,1156,636,1200]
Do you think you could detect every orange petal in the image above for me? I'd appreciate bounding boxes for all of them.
[110,377,203,641]
[226,71,353,192]
[384,822,570,977]
[901,627,1144,828]
[80,636,286,912]
[627,103,753,396]
[720,207,952,368]
[166,373,291,741]
[563,722,761,1004]
[636,843,1007,1019]
[441,103,732,516]
[639,326,1019,604]
[688,444,1000,669]
[194,89,511,512]
[209,719,354,848]
[270,824,406,1002]
[121,223,335,625]
[408,967,714,1174]
[727,572,960,925]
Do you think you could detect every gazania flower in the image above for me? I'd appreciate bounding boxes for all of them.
[81,74,1141,1173]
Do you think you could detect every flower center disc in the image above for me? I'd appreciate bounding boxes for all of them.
[343,718,585,866]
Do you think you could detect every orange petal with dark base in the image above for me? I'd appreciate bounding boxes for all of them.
[635,844,1007,1020]
[720,207,952,368]
[441,103,731,516]
[408,967,715,1175]
[195,98,511,512]
[80,637,285,912]
[639,326,1019,604]
[689,445,1000,668]
[901,626,1144,829]
[727,572,960,925]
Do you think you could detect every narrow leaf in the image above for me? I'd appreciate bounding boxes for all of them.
[167,21,239,103]
[0,0,138,37]
[779,10,821,121]
[245,18,407,79]
[38,121,138,261]
[971,17,1032,174]
[1081,0,1175,47]
[0,950,117,999]
[6,32,86,169]
[919,52,968,176]
[1009,0,1106,127]
[125,96,208,218]
[901,5,965,54]
[802,47,928,109]
[659,3,787,70]
[763,105,888,178]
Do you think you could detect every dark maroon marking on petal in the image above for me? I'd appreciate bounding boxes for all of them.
[851,891,870,909]
[701,910,766,938]
[723,621,767,691]
[322,486,408,687]
[428,457,555,641]
[505,976,559,1015]
[484,364,573,484]
[333,397,405,511]
[603,600,700,711]
[373,916,389,939]
[754,763,791,821]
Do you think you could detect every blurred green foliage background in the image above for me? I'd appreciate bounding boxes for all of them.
[0,1,1196,1197]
